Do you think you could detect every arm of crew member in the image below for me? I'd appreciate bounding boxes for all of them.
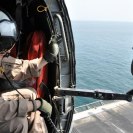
[10,57,48,80]
[27,99,41,112]
[21,57,48,79]
[25,57,48,78]
[0,56,48,80]
[0,98,41,122]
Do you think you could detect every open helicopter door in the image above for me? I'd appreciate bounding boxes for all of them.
[0,0,76,133]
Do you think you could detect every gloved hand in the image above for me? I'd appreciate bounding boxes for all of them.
[44,37,59,63]
[37,98,52,116]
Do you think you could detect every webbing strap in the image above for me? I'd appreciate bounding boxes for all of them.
[15,0,22,31]
[15,0,23,58]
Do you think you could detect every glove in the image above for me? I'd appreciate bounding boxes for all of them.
[36,98,52,116]
[44,37,59,63]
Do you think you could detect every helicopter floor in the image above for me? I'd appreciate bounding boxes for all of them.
[72,100,133,133]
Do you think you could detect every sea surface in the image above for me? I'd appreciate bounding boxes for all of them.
[71,21,133,107]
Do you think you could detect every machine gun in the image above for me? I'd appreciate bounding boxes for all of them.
[54,87,132,102]
[40,87,133,133]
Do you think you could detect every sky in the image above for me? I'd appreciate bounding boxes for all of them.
[65,0,133,22]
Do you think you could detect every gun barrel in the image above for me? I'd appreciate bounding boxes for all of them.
[54,87,132,102]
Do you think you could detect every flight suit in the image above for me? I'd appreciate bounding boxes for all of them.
[0,55,48,133]
[0,56,47,80]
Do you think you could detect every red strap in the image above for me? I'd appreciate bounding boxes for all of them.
[27,31,48,97]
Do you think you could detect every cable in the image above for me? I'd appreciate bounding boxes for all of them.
[43,113,60,133]
[52,99,62,132]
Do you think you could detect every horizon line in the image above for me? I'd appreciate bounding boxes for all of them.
[71,20,133,23]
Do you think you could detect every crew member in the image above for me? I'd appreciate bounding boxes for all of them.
[0,9,59,133]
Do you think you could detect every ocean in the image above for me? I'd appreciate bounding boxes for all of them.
[71,21,133,107]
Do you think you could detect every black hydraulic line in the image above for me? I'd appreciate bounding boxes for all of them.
[54,88,132,102]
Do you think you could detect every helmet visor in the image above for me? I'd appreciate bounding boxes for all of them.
[0,20,17,41]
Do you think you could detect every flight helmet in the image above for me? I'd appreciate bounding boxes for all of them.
[0,9,18,53]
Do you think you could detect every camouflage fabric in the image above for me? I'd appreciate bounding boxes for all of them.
[0,56,47,80]
[0,88,48,133]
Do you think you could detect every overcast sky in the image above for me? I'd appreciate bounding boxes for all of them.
[65,0,133,22]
